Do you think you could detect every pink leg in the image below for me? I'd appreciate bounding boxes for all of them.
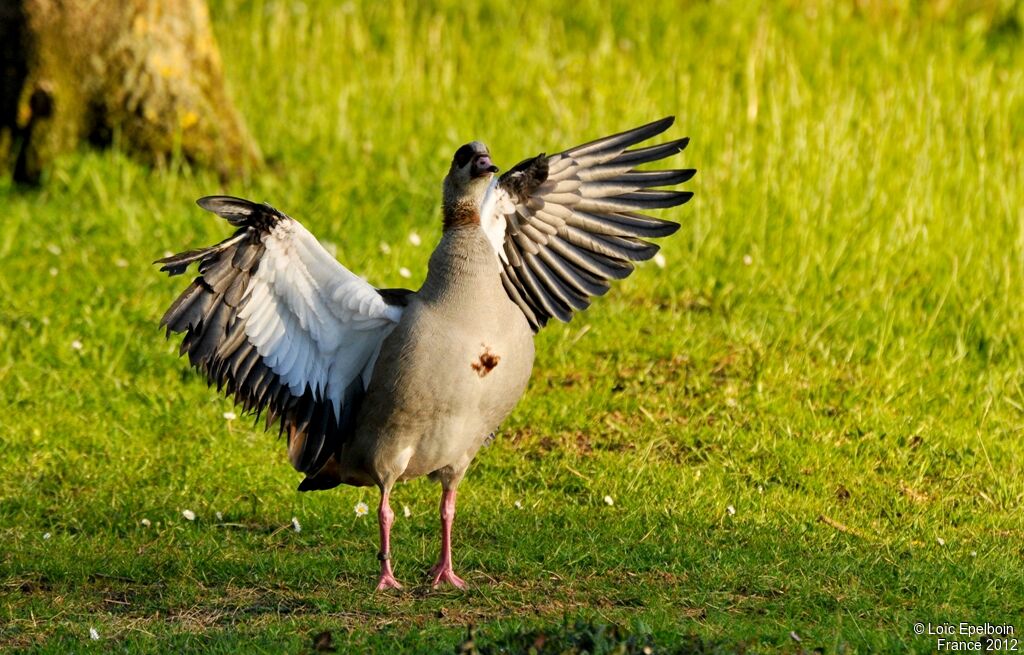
[428,488,467,588]
[375,490,403,591]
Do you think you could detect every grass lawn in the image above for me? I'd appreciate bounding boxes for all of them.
[2,0,1023,652]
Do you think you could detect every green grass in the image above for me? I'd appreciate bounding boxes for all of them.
[2,0,1024,652]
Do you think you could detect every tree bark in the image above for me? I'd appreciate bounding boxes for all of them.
[0,0,261,185]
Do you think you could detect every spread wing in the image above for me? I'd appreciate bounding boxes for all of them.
[482,116,693,331]
[156,196,409,479]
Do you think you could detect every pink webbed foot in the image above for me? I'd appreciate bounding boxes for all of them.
[430,566,466,589]
[375,572,404,591]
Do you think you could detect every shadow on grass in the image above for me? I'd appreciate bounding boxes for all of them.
[449,619,736,655]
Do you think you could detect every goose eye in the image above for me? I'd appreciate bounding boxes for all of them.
[453,144,475,169]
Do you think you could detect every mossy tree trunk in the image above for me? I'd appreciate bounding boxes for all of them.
[0,0,261,185]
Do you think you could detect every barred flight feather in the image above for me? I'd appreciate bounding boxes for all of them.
[491,117,694,330]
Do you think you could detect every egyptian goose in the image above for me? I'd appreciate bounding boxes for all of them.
[156,117,694,589]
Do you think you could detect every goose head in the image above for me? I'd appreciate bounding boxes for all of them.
[442,141,499,229]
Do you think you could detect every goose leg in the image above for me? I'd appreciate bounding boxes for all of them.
[375,488,402,591]
[428,488,466,588]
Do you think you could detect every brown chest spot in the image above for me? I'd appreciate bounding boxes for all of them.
[471,346,501,377]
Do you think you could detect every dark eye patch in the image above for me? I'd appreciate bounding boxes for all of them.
[452,143,477,169]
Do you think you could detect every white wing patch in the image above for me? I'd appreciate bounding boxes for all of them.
[479,177,513,264]
[237,218,401,418]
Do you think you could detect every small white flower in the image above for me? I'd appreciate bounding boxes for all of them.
[408,232,422,246]
[115,258,129,268]
[514,500,523,510]
[47,243,61,255]
[743,254,754,266]
[182,509,196,521]
[379,241,392,254]
[726,505,736,516]
[403,505,411,518]
[398,267,412,279]
[970,550,977,557]
[71,340,83,351]
[694,470,702,480]
[937,537,945,546]
[653,253,666,269]
[43,532,51,540]
[215,511,223,521]
[354,502,369,517]
[140,518,151,527]
[757,485,764,494]
[291,517,302,533]
[603,495,614,506]
[223,411,236,421]
[89,627,100,640]
[49,267,59,277]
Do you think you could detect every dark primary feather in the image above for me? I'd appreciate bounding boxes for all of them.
[497,117,694,330]
[563,116,676,161]
[156,196,404,486]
